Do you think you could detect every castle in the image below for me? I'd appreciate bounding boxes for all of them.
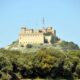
[19,27,56,46]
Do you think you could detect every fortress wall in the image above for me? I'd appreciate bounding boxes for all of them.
[19,33,44,46]
[19,27,56,46]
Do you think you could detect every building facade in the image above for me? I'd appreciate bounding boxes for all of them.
[19,27,56,46]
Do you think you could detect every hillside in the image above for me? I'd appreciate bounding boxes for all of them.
[0,38,80,79]
[5,39,79,53]
[0,47,80,79]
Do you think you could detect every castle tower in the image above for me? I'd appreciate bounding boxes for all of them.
[20,27,26,34]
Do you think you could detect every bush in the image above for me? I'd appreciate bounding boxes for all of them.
[26,44,32,48]
[21,45,24,47]
[44,32,52,36]
[51,36,60,44]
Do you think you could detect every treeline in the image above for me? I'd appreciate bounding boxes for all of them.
[0,48,80,79]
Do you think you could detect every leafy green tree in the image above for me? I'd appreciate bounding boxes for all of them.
[76,63,80,78]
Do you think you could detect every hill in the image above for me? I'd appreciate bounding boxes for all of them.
[0,47,80,79]
[2,37,80,79]
[5,39,79,53]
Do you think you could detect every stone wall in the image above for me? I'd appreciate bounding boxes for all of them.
[19,27,56,46]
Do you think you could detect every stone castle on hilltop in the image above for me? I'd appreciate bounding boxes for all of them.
[19,27,56,46]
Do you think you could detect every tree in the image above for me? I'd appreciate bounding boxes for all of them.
[51,36,60,44]
[60,41,79,50]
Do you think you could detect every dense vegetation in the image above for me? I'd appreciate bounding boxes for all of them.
[51,36,60,44]
[59,41,79,50]
[44,32,52,36]
[0,48,80,80]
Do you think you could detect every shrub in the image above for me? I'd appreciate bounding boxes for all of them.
[26,44,32,48]
[51,36,60,44]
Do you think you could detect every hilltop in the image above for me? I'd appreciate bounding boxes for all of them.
[4,27,79,53]
[5,39,79,53]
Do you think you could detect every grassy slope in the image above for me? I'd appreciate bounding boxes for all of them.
[5,40,79,53]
